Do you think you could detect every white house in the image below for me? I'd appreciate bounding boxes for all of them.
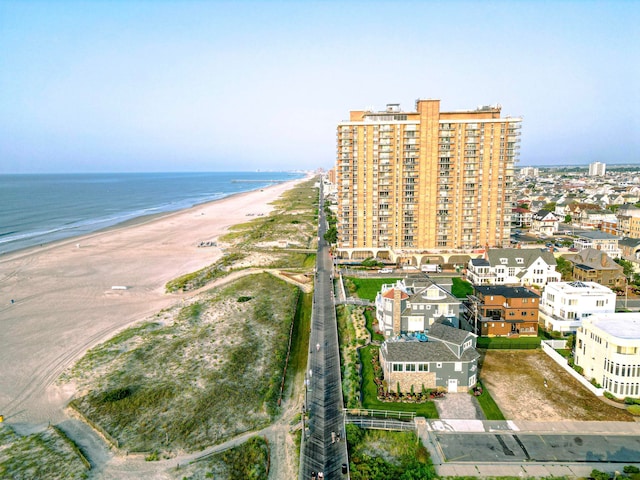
[575,312,640,399]
[538,281,616,334]
[531,210,560,236]
[573,231,621,259]
[466,248,561,287]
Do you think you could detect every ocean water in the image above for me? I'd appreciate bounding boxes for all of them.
[0,171,304,255]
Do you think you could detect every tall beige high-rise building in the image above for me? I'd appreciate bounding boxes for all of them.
[336,99,522,263]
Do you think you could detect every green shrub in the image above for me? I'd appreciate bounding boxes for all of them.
[604,391,618,401]
[627,405,640,416]
[624,465,640,474]
[590,469,611,480]
[237,296,252,303]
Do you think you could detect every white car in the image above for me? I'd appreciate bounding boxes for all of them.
[378,268,393,274]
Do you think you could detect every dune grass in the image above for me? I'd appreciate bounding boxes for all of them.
[69,273,301,454]
[346,425,436,480]
[221,179,318,248]
[184,436,270,480]
[0,424,89,480]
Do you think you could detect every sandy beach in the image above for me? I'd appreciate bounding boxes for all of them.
[0,177,306,429]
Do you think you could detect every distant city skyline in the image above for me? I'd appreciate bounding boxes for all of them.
[1,1,638,173]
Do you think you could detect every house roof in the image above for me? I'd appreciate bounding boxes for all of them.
[470,258,490,267]
[382,339,479,363]
[576,231,619,240]
[618,237,640,248]
[532,210,558,221]
[571,248,623,271]
[474,285,540,299]
[382,288,409,300]
[407,284,457,305]
[587,313,640,340]
[428,322,472,344]
[486,248,557,268]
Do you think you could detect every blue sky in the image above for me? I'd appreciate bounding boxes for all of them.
[1,0,638,173]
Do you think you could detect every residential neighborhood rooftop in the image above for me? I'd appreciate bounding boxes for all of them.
[589,313,640,339]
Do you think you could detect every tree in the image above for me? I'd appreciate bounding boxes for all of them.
[608,204,622,213]
[543,202,556,211]
[324,226,337,244]
[564,214,572,223]
[614,258,634,278]
[556,256,574,281]
[517,203,530,210]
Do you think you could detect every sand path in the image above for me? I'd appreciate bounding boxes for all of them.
[0,178,306,429]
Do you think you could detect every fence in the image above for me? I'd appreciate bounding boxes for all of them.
[345,416,416,432]
[540,341,604,396]
[344,408,415,420]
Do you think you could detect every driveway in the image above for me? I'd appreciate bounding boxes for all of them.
[433,393,484,420]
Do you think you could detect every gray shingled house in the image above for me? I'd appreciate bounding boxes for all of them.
[379,323,479,393]
[375,277,461,338]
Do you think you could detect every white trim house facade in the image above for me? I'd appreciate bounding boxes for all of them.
[538,281,616,334]
[466,248,561,287]
[575,313,640,399]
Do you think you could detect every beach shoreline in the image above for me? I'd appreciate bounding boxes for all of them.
[0,176,303,260]
[0,174,311,429]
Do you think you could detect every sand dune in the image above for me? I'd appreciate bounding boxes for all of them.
[0,178,305,428]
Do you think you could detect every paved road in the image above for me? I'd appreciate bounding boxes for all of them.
[299,186,348,479]
[418,419,640,477]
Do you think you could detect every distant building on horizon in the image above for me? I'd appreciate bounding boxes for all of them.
[589,161,606,176]
[520,166,539,178]
[336,99,522,263]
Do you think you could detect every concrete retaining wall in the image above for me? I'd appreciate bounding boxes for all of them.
[541,341,604,396]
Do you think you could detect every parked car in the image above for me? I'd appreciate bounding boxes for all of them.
[378,268,393,274]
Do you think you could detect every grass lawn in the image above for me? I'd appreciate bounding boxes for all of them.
[451,277,474,298]
[474,381,505,420]
[363,308,385,342]
[361,346,438,418]
[346,277,400,302]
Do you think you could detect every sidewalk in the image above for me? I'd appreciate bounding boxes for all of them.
[416,418,640,478]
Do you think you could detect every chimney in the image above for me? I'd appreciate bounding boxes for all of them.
[393,289,402,335]
[601,253,607,267]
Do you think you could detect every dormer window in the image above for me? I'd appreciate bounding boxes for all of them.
[516,258,524,264]
[500,258,508,264]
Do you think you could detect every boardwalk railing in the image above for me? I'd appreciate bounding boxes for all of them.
[343,408,415,420]
[335,297,372,307]
[345,416,416,432]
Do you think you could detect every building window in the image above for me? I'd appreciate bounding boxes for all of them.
[406,363,416,372]
[418,363,429,372]
[393,363,403,372]
[455,362,462,371]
